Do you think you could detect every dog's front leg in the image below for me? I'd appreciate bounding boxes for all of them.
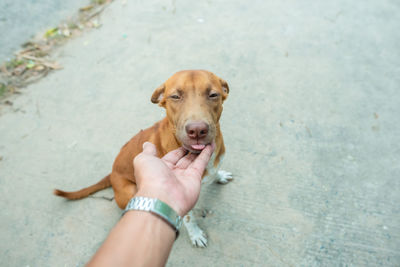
[216,170,233,184]
[202,154,233,185]
[184,154,232,247]
[183,210,207,247]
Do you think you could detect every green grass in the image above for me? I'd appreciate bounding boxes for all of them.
[5,59,25,69]
[91,0,106,5]
[0,83,7,97]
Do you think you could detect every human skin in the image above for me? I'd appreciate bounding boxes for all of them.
[87,142,214,267]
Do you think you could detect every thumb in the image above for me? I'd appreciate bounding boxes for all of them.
[142,142,157,156]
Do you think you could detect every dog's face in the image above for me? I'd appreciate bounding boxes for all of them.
[151,70,229,153]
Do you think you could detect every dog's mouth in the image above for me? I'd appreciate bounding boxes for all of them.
[182,143,210,154]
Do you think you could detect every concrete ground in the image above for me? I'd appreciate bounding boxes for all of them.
[0,0,89,62]
[1,0,399,266]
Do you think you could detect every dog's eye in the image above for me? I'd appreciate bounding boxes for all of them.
[209,93,219,98]
[169,95,181,100]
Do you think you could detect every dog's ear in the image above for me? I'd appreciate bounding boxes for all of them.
[151,84,165,105]
[219,78,229,100]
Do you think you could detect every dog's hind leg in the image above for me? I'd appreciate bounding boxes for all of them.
[112,176,138,209]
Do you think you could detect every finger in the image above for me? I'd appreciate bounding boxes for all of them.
[142,142,157,156]
[188,144,215,175]
[162,147,187,165]
[175,153,197,169]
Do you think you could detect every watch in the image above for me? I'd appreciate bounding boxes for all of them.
[123,196,183,238]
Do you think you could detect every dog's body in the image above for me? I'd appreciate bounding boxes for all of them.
[54,70,232,247]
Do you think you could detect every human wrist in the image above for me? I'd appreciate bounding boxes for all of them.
[135,189,185,217]
[124,209,176,238]
[123,196,183,239]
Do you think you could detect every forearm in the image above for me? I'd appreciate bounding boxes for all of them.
[87,210,175,267]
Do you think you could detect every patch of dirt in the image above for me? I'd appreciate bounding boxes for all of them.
[0,0,113,101]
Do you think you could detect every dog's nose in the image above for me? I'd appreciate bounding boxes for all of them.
[185,121,209,139]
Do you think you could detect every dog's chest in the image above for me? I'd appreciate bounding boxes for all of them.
[202,153,224,185]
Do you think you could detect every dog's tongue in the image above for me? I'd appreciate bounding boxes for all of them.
[191,144,206,150]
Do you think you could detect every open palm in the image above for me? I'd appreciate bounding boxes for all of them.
[133,142,214,216]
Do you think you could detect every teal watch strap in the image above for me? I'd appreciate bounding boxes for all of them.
[123,197,183,238]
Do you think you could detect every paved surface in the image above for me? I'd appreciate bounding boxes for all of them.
[1,0,400,266]
[0,0,88,62]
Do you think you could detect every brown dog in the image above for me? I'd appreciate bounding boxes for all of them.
[54,70,232,247]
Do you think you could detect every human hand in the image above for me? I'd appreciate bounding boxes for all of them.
[133,142,215,216]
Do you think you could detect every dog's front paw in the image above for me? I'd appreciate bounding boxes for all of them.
[216,170,233,184]
[184,211,208,247]
[188,227,208,247]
